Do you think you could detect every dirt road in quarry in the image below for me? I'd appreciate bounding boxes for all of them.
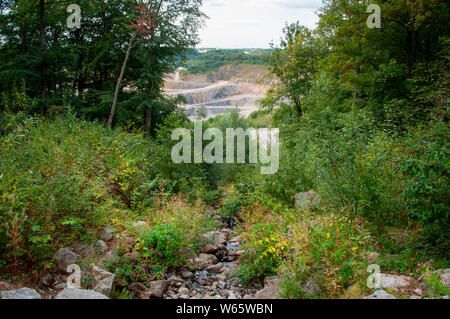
[164,67,272,120]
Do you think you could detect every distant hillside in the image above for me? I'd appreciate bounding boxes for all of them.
[180,49,271,74]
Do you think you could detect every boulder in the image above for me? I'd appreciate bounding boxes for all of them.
[93,240,108,253]
[206,263,224,273]
[40,272,54,287]
[55,247,81,272]
[180,247,196,259]
[149,280,170,298]
[198,253,218,266]
[255,276,280,299]
[202,231,227,246]
[201,244,218,254]
[100,227,116,242]
[378,273,418,293]
[91,266,115,297]
[364,289,396,299]
[132,221,148,230]
[438,269,450,286]
[181,271,194,280]
[54,287,109,299]
[301,278,323,297]
[368,252,380,263]
[1,288,42,299]
[294,190,320,210]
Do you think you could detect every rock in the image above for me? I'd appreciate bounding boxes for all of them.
[201,244,218,254]
[1,288,42,299]
[216,274,226,281]
[231,250,246,257]
[114,276,128,288]
[93,240,108,253]
[55,287,109,299]
[179,294,190,299]
[301,278,323,297]
[202,231,227,246]
[40,272,54,287]
[364,289,396,299]
[132,221,148,229]
[255,276,280,299]
[123,252,138,261]
[168,276,184,284]
[180,247,196,259]
[368,252,380,263]
[100,227,116,241]
[378,273,418,293]
[439,269,450,286]
[220,267,230,276]
[294,190,320,210]
[91,266,115,297]
[55,247,81,272]
[149,280,170,298]
[54,283,67,289]
[206,263,224,273]
[243,294,254,299]
[128,282,147,296]
[178,287,189,295]
[181,271,194,279]
[198,253,218,266]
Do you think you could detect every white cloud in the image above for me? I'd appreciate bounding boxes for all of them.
[200,0,323,48]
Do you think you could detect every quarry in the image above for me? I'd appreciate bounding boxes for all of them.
[164,64,275,120]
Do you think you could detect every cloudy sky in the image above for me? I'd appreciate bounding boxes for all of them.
[198,0,323,48]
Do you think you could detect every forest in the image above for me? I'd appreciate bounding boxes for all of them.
[0,0,449,300]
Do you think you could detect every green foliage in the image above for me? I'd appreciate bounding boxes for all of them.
[135,223,188,278]
[181,49,270,74]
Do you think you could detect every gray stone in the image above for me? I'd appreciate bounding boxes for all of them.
[149,280,170,298]
[180,247,196,259]
[55,247,81,272]
[294,190,321,209]
[378,273,417,292]
[132,221,148,229]
[1,288,42,299]
[206,263,224,273]
[40,272,54,287]
[198,253,218,266]
[181,271,194,279]
[100,227,116,241]
[368,252,380,263]
[364,289,396,299]
[301,278,323,297]
[255,276,280,299]
[202,231,227,246]
[93,240,108,253]
[91,266,115,297]
[54,287,109,299]
[201,244,218,254]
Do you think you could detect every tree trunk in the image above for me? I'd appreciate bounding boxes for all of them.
[39,0,48,99]
[107,33,137,130]
[145,107,152,136]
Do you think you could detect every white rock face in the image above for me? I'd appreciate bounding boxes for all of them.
[55,287,109,299]
[1,288,42,299]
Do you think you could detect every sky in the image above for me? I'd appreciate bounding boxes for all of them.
[198,0,324,49]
